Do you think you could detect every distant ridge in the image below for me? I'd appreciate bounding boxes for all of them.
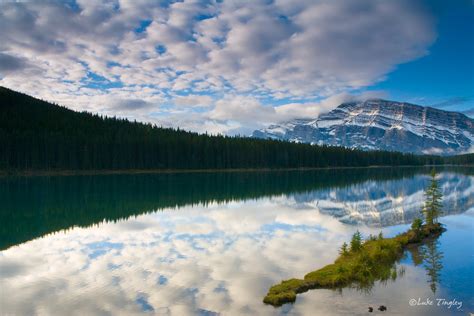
[253,99,474,155]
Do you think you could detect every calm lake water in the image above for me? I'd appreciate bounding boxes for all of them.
[0,168,473,315]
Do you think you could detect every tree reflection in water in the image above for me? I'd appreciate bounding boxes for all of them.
[351,235,443,295]
[407,238,444,294]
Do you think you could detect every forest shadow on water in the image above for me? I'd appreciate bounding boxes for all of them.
[0,166,472,250]
[0,167,422,249]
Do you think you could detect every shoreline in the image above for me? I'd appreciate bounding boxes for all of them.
[0,164,468,178]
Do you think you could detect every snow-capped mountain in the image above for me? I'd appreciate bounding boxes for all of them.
[253,99,474,155]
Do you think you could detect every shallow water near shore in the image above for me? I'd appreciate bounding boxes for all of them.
[0,167,473,315]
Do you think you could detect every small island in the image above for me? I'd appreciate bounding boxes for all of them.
[264,170,445,307]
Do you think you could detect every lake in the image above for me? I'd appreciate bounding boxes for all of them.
[0,167,473,315]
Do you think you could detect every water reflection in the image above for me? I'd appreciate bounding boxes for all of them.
[293,171,473,226]
[407,238,445,294]
[347,236,445,296]
[0,168,472,315]
[284,215,472,316]
[0,200,356,315]
[1,168,472,250]
[421,239,444,294]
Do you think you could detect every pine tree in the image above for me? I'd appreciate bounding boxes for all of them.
[350,230,363,252]
[339,242,349,256]
[411,218,423,231]
[411,217,423,241]
[422,170,443,225]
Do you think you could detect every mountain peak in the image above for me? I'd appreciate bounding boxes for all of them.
[253,99,474,155]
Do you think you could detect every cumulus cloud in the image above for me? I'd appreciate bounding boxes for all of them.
[174,95,213,108]
[0,0,435,134]
[204,91,388,134]
[274,91,388,122]
[111,98,154,111]
[210,96,276,123]
[0,53,32,74]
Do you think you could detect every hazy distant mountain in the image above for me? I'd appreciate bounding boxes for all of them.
[253,99,474,155]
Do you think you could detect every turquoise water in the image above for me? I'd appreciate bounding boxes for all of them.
[0,168,472,315]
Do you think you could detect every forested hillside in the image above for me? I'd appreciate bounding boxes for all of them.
[443,153,474,165]
[0,87,458,171]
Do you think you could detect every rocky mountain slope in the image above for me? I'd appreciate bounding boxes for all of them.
[253,99,474,155]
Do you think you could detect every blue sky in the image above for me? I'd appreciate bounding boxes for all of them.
[0,0,472,134]
[371,0,473,112]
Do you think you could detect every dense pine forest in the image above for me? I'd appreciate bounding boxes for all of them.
[443,153,474,165]
[0,86,469,171]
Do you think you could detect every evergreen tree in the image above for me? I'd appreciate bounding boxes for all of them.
[422,170,443,225]
[411,217,423,241]
[350,230,363,252]
[339,242,349,256]
[411,218,423,231]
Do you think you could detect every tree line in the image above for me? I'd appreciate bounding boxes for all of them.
[0,86,466,171]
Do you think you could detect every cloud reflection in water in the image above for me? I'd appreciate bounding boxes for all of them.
[0,172,473,315]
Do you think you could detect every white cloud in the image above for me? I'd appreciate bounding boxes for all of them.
[274,91,388,122]
[174,95,213,108]
[210,95,275,122]
[201,91,388,135]
[0,0,435,134]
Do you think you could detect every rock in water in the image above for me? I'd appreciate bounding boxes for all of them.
[378,305,387,311]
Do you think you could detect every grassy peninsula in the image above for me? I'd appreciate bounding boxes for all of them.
[263,223,445,306]
[264,170,445,307]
